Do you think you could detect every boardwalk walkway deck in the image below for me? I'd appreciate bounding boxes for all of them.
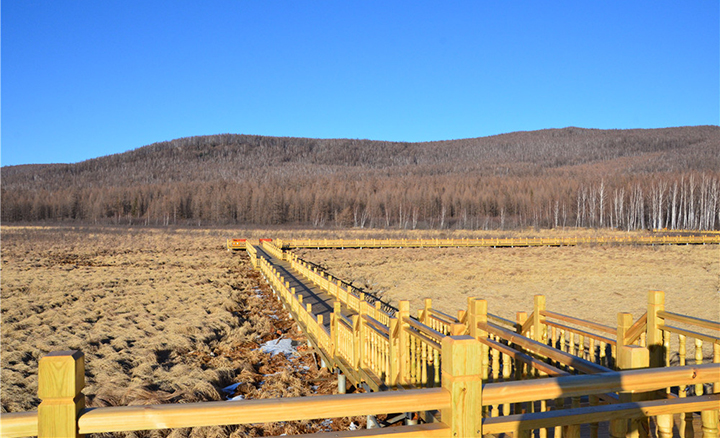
[256,246,357,331]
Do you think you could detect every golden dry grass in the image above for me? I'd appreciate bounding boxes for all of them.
[1,226,363,437]
[297,235,720,330]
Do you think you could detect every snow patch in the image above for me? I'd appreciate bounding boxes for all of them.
[260,338,297,357]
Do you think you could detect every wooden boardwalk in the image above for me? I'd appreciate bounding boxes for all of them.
[256,246,357,331]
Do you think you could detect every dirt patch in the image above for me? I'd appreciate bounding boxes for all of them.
[1,226,364,436]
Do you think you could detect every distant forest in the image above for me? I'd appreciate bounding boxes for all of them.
[2,126,720,230]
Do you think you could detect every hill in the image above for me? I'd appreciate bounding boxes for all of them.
[2,126,719,230]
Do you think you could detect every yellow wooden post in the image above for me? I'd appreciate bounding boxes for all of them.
[332,302,341,358]
[398,300,410,384]
[38,350,85,438]
[353,314,361,371]
[702,343,720,438]
[533,295,546,343]
[515,312,528,382]
[616,312,632,368]
[617,345,650,438]
[467,297,486,339]
[647,291,665,368]
[423,298,432,325]
[388,317,399,387]
[441,335,482,438]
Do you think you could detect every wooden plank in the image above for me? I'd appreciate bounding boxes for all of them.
[658,311,720,331]
[78,388,450,433]
[358,367,386,392]
[292,422,450,438]
[0,411,38,438]
[483,394,720,434]
[481,363,720,406]
[541,310,616,335]
[544,320,616,345]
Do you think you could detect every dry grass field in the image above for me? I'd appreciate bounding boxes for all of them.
[1,226,363,437]
[2,225,718,436]
[298,237,720,331]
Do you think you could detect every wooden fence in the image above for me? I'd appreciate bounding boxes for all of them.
[2,239,719,437]
[1,346,718,437]
[272,235,720,250]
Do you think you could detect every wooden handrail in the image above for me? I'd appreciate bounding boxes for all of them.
[77,389,450,433]
[0,411,37,437]
[624,312,648,345]
[483,394,720,434]
[658,310,720,331]
[520,311,535,335]
[481,363,720,406]
[405,326,442,352]
[544,320,616,346]
[404,317,445,343]
[478,322,612,375]
[427,308,458,324]
[362,314,390,338]
[477,336,569,377]
[540,310,616,335]
[488,313,518,330]
[658,324,720,344]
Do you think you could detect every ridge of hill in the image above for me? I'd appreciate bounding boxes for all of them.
[2,126,719,229]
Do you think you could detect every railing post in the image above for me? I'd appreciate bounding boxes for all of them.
[389,317,399,387]
[38,350,85,438]
[441,335,482,437]
[398,300,410,385]
[332,302,341,358]
[515,311,528,381]
[615,342,650,438]
[533,295,546,343]
[647,291,665,368]
[616,312,633,368]
[646,291,676,438]
[467,297,486,339]
[353,314,361,371]
[423,298,432,324]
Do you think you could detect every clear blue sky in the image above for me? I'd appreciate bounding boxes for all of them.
[2,1,718,166]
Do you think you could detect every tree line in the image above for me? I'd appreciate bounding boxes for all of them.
[2,127,719,230]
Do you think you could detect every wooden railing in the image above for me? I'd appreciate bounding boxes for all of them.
[225,238,246,250]
[245,241,258,268]
[2,346,718,438]
[284,249,396,319]
[274,234,720,250]
[262,239,286,260]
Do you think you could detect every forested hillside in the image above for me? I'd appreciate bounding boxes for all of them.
[2,126,719,230]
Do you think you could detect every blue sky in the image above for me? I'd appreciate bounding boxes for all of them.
[2,1,718,166]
